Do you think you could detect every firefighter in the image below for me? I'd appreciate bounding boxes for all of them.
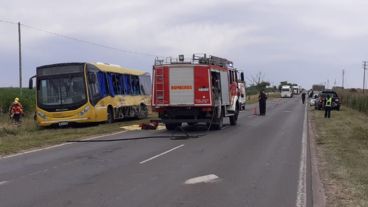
[301,91,306,104]
[258,90,267,116]
[9,97,24,124]
[324,95,332,118]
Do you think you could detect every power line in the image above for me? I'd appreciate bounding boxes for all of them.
[1,19,161,58]
[0,19,18,25]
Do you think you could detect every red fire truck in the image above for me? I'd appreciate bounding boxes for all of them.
[152,54,244,130]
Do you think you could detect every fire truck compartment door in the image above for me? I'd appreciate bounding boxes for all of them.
[169,67,194,105]
[220,71,230,105]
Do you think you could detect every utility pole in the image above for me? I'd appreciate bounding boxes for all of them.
[18,22,22,96]
[364,61,367,93]
[342,69,345,88]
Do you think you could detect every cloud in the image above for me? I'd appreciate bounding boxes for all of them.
[1,0,367,88]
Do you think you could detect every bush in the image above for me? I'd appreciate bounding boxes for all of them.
[0,88,35,114]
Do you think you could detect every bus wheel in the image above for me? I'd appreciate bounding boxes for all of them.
[107,107,114,124]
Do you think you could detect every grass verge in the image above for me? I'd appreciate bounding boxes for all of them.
[0,113,157,156]
[310,106,368,206]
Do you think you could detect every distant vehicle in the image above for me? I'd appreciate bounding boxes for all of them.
[152,54,243,130]
[309,94,319,106]
[292,85,300,95]
[29,62,151,127]
[315,90,341,111]
[281,85,293,98]
[312,84,325,92]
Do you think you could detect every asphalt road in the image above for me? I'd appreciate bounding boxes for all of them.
[0,97,311,207]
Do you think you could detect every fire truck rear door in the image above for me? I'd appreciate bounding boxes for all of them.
[169,66,194,105]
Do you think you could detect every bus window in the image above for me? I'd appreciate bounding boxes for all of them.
[106,73,115,96]
[123,75,131,95]
[87,66,102,105]
[97,71,108,97]
[112,74,121,95]
[131,75,140,95]
[119,75,126,95]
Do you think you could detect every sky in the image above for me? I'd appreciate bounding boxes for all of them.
[1,0,368,89]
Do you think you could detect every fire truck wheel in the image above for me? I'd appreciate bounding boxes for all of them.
[230,106,239,126]
[165,123,181,130]
[230,114,237,125]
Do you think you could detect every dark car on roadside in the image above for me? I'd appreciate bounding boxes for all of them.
[315,90,341,111]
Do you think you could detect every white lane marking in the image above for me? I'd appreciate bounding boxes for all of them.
[0,180,9,186]
[184,174,219,184]
[296,104,307,207]
[139,144,184,164]
[0,131,127,159]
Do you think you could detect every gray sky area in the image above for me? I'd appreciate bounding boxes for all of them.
[1,0,368,89]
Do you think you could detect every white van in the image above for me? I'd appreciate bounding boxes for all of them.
[292,85,299,94]
[281,85,293,98]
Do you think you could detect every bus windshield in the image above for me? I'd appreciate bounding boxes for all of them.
[38,74,86,110]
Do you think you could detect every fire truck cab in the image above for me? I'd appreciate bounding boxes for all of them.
[152,54,244,130]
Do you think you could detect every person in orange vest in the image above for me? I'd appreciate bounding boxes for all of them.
[9,97,24,124]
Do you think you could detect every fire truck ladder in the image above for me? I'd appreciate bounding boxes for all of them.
[155,68,165,104]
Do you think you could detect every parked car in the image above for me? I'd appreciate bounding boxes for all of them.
[315,90,341,111]
[309,94,318,106]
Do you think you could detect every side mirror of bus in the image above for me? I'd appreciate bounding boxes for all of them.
[240,72,244,82]
[29,77,34,89]
[29,75,37,89]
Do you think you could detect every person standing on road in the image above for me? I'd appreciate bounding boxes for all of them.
[301,91,306,104]
[258,90,267,116]
[324,95,332,118]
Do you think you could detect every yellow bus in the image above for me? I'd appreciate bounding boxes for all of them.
[29,62,151,127]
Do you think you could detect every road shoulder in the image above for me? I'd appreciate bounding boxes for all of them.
[310,106,368,206]
[308,110,326,207]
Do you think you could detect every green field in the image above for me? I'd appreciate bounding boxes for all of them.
[0,88,35,114]
[311,107,368,206]
[336,89,368,114]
